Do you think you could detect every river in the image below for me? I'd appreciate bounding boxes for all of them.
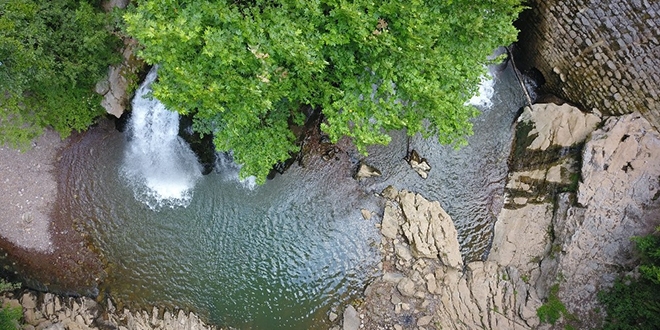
[57,61,527,329]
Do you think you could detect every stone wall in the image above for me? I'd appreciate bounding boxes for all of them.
[515,0,660,130]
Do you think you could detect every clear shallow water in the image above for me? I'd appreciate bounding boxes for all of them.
[58,62,526,329]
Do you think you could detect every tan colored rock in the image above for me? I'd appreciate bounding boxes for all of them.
[396,278,416,297]
[380,201,400,239]
[354,162,381,180]
[489,203,553,272]
[21,292,37,309]
[518,103,601,150]
[555,113,660,314]
[99,39,146,118]
[398,191,463,269]
[360,209,372,220]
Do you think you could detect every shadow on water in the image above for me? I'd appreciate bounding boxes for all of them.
[57,61,526,329]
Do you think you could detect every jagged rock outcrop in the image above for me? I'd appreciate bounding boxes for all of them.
[405,150,431,179]
[362,188,466,329]
[96,0,147,118]
[97,38,147,118]
[548,113,660,317]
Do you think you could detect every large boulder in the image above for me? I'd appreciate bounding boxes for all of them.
[398,191,463,269]
[97,39,147,118]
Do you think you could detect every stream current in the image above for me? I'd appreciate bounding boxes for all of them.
[58,62,526,329]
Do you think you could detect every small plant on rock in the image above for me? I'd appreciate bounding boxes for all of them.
[537,284,569,325]
[0,304,22,330]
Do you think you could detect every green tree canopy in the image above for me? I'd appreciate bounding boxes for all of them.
[124,0,523,183]
[0,0,120,148]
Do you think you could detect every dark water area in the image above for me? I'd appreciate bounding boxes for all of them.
[56,61,526,329]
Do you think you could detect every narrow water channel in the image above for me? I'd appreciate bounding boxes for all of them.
[57,61,526,329]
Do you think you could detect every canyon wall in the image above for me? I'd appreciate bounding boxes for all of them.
[516,0,660,130]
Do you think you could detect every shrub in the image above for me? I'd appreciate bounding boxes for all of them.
[0,0,121,148]
[598,228,660,329]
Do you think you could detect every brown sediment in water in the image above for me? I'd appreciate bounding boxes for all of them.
[0,124,109,296]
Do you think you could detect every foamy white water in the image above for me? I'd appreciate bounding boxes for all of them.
[121,67,202,209]
[466,73,495,109]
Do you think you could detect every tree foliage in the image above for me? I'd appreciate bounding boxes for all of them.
[0,0,121,148]
[598,229,660,329]
[124,0,523,183]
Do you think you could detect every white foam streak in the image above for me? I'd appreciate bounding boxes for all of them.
[466,73,495,109]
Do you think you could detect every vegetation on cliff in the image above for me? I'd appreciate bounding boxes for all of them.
[599,229,660,329]
[124,0,523,183]
[0,0,120,148]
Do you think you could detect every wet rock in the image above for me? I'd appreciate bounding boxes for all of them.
[343,305,360,330]
[178,115,217,175]
[406,150,431,179]
[99,39,147,118]
[380,201,400,239]
[5,289,217,330]
[360,209,372,220]
[354,162,382,180]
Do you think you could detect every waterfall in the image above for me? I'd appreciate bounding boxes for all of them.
[466,73,495,109]
[121,67,202,209]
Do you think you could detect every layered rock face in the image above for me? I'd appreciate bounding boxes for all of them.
[516,1,660,131]
[357,103,660,330]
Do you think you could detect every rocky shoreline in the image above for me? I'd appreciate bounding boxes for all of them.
[331,104,660,330]
[1,289,216,330]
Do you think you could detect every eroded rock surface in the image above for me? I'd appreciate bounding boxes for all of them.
[551,113,660,316]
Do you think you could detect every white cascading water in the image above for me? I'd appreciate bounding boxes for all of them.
[121,67,202,209]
